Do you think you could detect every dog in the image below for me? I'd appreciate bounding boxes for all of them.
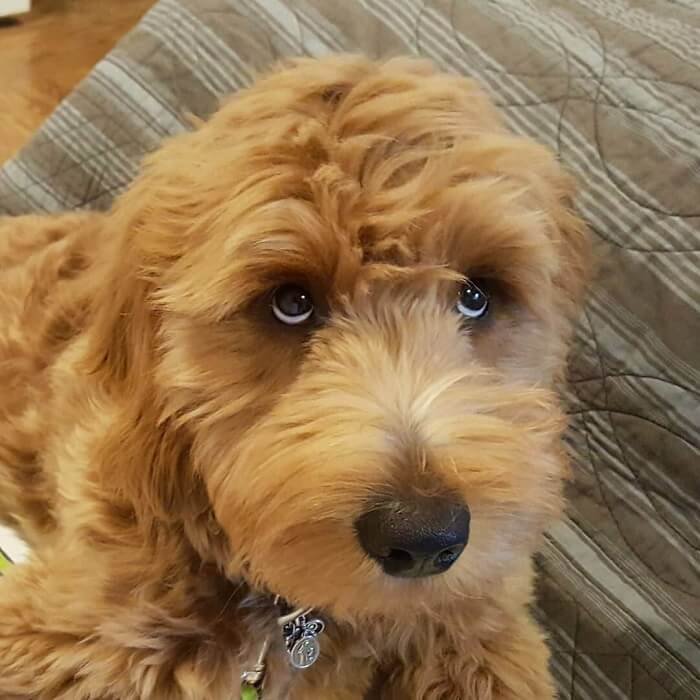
[0,55,588,699]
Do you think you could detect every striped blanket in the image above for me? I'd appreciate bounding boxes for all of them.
[0,1,698,697]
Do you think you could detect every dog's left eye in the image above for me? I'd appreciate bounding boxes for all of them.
[456,280,489,320]
[272,284,315,325]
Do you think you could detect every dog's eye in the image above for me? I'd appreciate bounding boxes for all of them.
[272,284,315,325]
[456,279,489,320]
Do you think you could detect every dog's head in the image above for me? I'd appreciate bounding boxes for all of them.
[89,56,588,622]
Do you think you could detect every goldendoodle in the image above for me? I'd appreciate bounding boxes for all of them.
[0,56,588,699]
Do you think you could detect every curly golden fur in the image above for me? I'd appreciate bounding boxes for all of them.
[0,56,588,699]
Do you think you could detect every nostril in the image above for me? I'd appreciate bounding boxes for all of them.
[380,547,417,577]
[386,548,413,564]
[434,546,461,570]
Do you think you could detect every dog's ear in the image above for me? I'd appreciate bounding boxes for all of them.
[94,393,195,528]
[83,217,196,526]
[85,232,154,390]
[510,141,591,326]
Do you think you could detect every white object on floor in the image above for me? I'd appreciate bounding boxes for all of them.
[0,1,31,18]
[0,525,28,563]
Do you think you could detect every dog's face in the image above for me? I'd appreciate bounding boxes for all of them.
[96,57,587,622]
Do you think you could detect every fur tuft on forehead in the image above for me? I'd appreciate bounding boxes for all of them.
[108,55,583,329]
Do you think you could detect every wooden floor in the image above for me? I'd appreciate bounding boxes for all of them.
[0,0,154,165]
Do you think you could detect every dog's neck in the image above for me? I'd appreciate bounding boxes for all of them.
[127,480,339,694]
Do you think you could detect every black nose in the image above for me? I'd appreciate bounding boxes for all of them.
[355,497,470,578]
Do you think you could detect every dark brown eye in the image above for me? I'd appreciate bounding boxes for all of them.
[271,284,314,325]
[457,279,489,320]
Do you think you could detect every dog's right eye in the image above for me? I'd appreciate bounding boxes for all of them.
[456,279,489,320]
[271,284,315,325]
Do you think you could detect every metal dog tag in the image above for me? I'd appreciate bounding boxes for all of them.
[290,636,320,669]
[282,613,325,670]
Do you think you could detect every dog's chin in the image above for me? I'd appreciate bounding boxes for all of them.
[230,554,485,626]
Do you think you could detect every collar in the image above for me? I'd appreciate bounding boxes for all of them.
[240,594,326,697]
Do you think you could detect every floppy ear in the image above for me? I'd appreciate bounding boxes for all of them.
[85,229,154,389]
[83,216,196,526]
[516,141,590,330]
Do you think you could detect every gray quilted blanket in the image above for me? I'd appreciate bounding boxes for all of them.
[0,1,698,697]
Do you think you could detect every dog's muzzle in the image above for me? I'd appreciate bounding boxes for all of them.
[355,496,470,578]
